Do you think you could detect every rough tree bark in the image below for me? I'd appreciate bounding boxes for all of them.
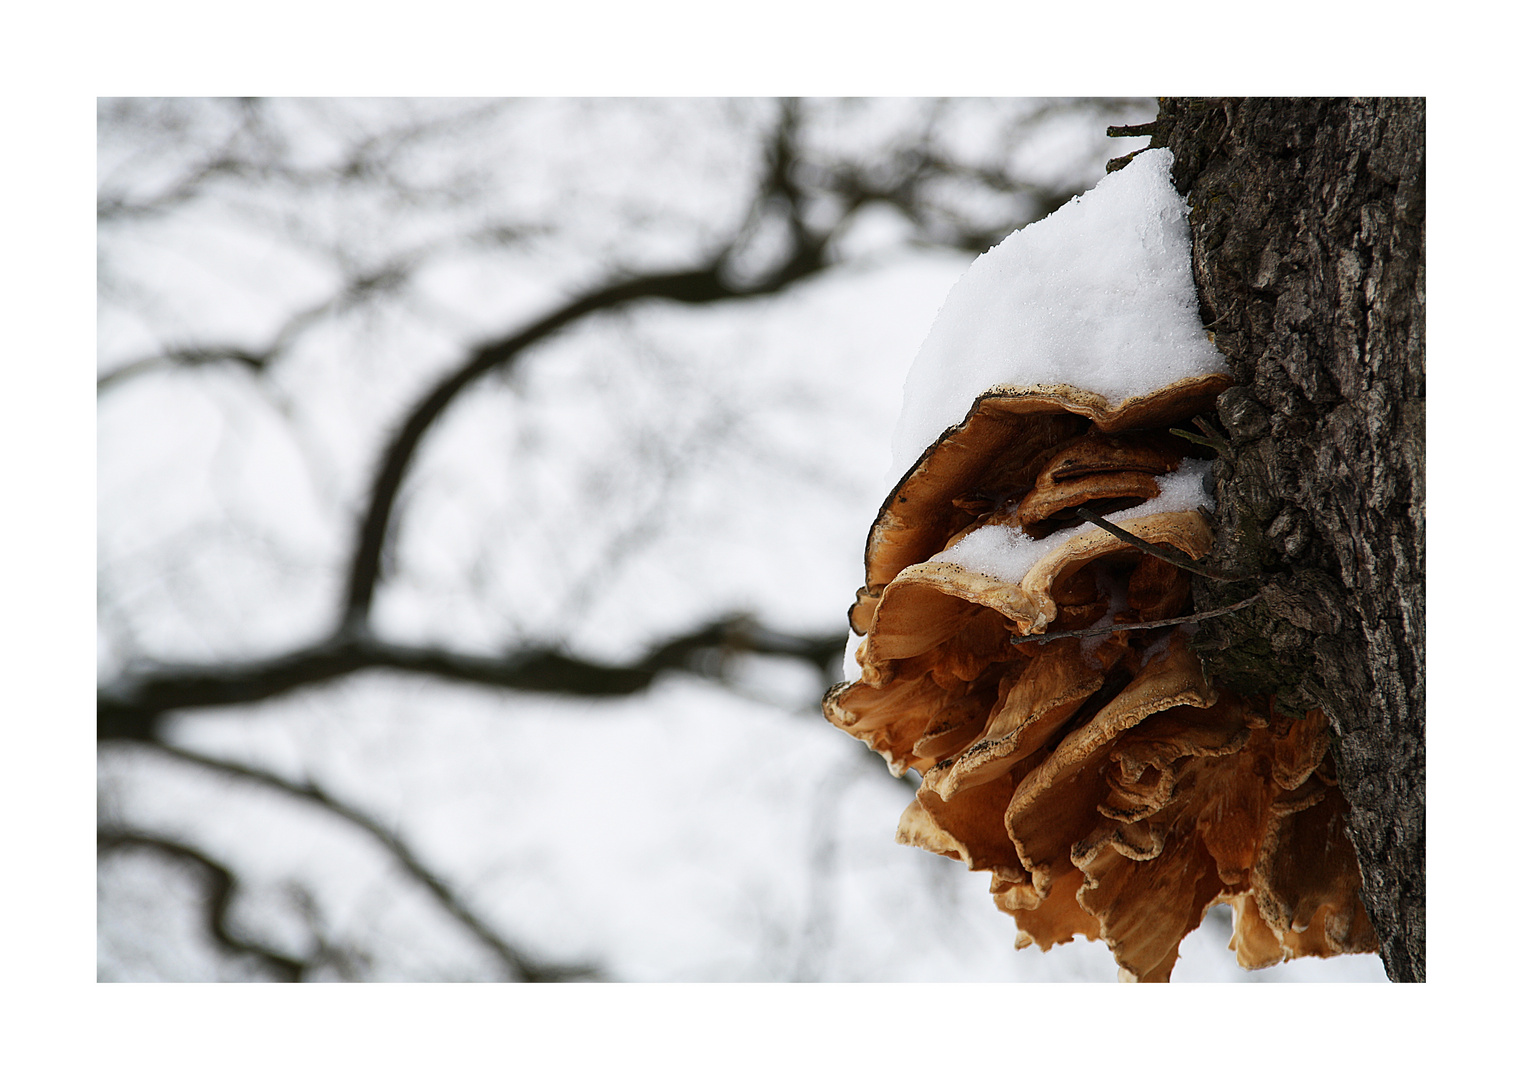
[1131,98,1424,981]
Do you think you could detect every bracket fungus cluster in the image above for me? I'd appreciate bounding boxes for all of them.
[824,149,1376,981]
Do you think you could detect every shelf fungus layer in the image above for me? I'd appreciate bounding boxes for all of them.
[825,378,1376,981]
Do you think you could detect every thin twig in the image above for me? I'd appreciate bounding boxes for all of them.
[1074,507,1250,582]
[1010,593,1263,645]
[1170,418,1231,457]
[1106,150,1143,173]
[1170,428,1225,454]
[1200,298,1242,331]
[1192,414,1230,447]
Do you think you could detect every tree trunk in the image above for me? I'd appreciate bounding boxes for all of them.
[1141,98,1425,981]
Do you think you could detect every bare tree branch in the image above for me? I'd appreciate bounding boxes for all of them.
[125,742,599,982]
[97,260,415,392]
[97,98,513,223]
[98,826,309,981]
[99,616,846,742]
[340,266,734,630]
[337,105,843,632]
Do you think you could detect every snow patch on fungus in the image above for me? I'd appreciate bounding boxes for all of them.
[932,458,1214,583]
[890,148,1226,480]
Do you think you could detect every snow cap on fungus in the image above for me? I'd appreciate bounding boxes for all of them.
[889,148,1228,480]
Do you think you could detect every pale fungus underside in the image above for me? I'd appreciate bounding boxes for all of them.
[824,378,1376,981]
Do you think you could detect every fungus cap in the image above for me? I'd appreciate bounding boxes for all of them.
[851,376,1227,635]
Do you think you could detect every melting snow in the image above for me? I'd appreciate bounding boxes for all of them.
[890,148,1226,480]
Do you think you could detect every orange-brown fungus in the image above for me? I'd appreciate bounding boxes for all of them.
[826,378,1377,981]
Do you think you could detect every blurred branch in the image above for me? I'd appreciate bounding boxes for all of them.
[98,826,309,981]
[341,267,733,630]
[97,260,416,392]
[97,344,271,391]
[338,105,837,633]
[131,742,599,982]
[99,612,840,980]
[99,616,847,742]
[817,146,1084,255]
[97,98,512,223]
